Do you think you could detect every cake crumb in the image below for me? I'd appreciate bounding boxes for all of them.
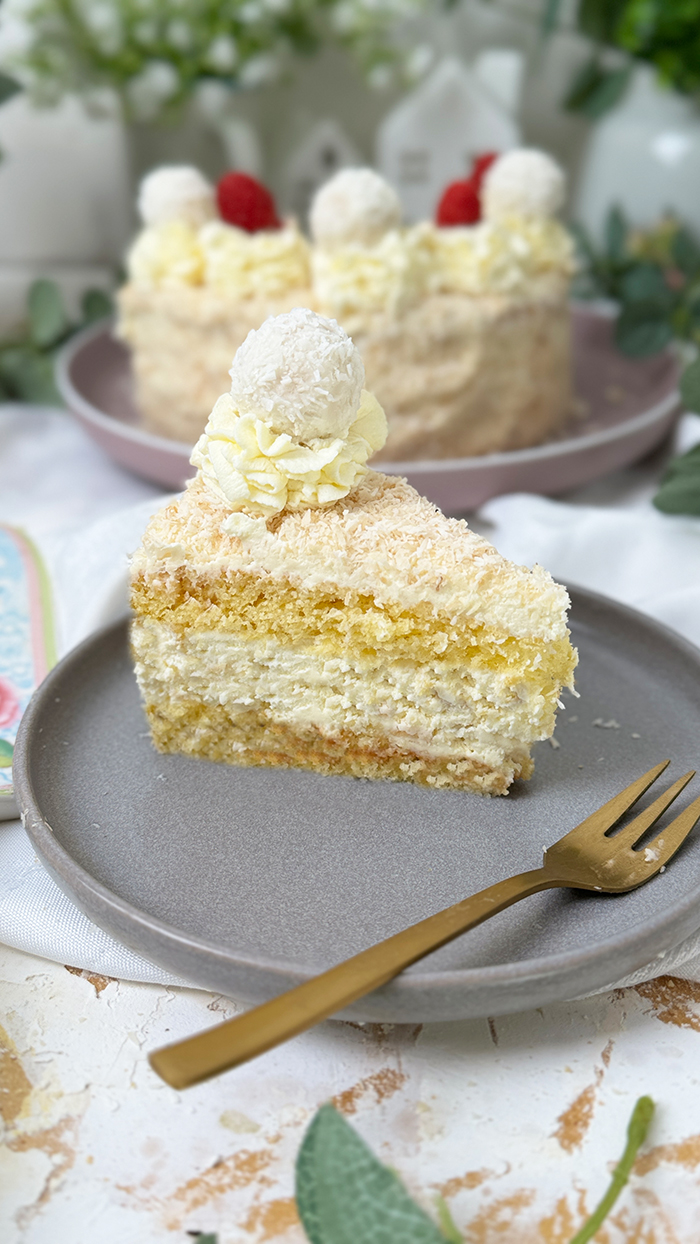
[632,733,641,739]
[593,718,620,729]
[549,737,561,749]
[568,715,578,723]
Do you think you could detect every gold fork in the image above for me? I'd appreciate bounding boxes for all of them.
[150,761,700,1089]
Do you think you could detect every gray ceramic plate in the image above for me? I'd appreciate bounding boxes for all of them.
[13,588,700,1021]
[56,306,680,509]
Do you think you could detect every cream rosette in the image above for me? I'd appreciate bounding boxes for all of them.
[436,217,575,298]
[191,389,388,517]
[312,225,433,321]
[200,221,311,298]
[127,220,205,288]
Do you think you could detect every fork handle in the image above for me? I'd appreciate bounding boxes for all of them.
[150,866,558,1089]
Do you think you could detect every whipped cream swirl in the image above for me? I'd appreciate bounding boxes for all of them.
[191,308,388,516]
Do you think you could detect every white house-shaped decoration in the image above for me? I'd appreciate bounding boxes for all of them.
[283,118,361,225]
[376,55,521,223]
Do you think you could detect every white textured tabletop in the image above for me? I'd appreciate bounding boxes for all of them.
[3,404,700,1243]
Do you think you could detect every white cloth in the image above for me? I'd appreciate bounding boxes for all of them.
[2,402,700,989]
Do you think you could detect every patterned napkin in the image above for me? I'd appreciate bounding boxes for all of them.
[0,527,56,820]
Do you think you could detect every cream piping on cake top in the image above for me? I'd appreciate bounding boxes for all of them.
[434,148,575,297]
[126,165,310,295]
[310,168,431,319]
[190,307,388,518]
[199,220,310,298]
[125,153,573,304]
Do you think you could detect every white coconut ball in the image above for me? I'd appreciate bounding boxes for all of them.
[482,149,565,222]
[228,307,365,440]
[309,168,402,248]
[137,165,217,229]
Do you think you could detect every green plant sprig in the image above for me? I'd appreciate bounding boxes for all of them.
[0,279,112,405]
[175,1095,655,1244]
[293,1096,654,1243]
[573,206,700,357]
[572,207,700,515]
[0,0,428,120]
[538,0,700,115]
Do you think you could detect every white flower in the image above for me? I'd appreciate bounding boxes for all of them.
[0,1,35,66]
[205,34,238,73]
[80,1,123,56]
[166,18,193,51]
[133,19,159,47]
[239,2,264,23]
[82,84,120,118]
[405,42,433,80]
[331,2,356,33]
[367,62,394,90]
[239,53,279,88]
[126,60,181,120]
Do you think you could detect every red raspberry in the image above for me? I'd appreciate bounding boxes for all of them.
[436,178,481,226]
[216,171,281,232]
[435,152,500,226]
[471,151,498,190]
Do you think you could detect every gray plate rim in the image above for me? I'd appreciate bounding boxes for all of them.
[55,312,680,474]
[13,585,700,1004]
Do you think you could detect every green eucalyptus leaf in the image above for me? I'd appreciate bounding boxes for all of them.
[681,357,700,413]
[0,738,13,767]
[540,0,564,37]
[606,206,628,264]
[0,71,21,105]
[654,444,700,514]
[295,1105,447,1244]
[672,228,700,276]
[563,58,607,112]
[579,66,632,119]
[28,279,69,349]
[615,301,673,356]
[578,0,629,42]
[81,288,114,324]
[620,263,673,305]
[653,463,700,515]
[0,346,61,404]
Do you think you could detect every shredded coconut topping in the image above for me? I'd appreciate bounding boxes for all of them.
[310,168,402,248]
[482,150,565,222]
[138,165,217,228]
[134,470,574,644]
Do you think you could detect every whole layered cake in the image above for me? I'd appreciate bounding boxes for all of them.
[117,151,575,459]
[130,309,577,795]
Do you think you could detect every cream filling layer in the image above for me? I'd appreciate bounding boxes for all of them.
[133,617,559,768]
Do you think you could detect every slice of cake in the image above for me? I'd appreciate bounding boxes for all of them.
[130,309,577,795]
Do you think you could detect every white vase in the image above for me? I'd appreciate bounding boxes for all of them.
[574,64,700,242]
[0,93,131,324]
